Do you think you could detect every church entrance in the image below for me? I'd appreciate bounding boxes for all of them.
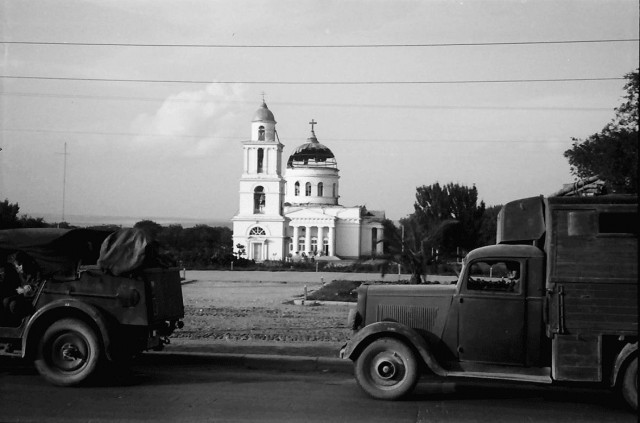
[252,243,263,262]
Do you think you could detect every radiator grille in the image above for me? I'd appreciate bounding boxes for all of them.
[376,305,438,330]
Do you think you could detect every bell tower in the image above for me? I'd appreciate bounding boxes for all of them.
[232,100,287,261]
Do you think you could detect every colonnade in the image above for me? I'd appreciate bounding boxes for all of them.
[291,224,335,256]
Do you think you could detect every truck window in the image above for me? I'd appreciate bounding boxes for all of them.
[599,212,638,234]
[467,260,521,293]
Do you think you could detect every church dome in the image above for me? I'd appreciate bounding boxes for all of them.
[252,101,275,122]
[287,130,337,169]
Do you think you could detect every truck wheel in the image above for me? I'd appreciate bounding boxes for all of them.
[354,337,419,400]
[34,318,102,387]
[621,356,637,411]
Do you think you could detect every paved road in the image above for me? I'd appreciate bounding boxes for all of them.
[1,354,634,423]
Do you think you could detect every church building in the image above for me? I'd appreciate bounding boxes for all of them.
[232,101,385,262]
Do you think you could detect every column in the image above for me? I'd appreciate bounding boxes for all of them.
[317,226,324,255]
[328,226,335,256]
[304,225,312,254]
[293,226,300,253]
[244,147,249,173]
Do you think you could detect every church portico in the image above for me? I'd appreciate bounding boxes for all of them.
[287,218,336,257]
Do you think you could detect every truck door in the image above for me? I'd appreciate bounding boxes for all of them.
[458,259,527,365]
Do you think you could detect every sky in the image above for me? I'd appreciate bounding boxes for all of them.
[1,0,638,226]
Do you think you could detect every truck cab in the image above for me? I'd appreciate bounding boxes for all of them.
[0,228,184,386]
[341,195,637,410]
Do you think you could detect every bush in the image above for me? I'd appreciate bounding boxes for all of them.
[307,280,362,302]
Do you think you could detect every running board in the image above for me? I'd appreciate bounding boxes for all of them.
[446,370,552,384]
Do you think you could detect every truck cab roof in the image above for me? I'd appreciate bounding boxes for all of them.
[466,244,544,262]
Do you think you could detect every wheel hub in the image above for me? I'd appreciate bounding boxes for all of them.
[61,343,83,361]
[51,334,88,372]
[376,360,397,379]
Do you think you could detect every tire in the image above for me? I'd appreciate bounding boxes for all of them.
[620,356,637,411]
[354,337,419,400]
[34,318,102,387]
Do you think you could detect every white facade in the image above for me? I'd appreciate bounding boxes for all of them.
[232,102,384,262]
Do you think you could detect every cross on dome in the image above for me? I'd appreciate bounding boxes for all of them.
[309,119,317,132]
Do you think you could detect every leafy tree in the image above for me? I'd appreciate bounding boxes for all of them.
[412,182,486,254]
[0,199,55,229]
[134,220,164,240]
[477,204,502,247]
[0,199,21,229]
[564,69,639,193]
[399,215,459,283]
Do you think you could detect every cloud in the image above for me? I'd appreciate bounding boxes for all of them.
[130,83,248,158]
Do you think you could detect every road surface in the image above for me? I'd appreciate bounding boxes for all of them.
[0,354,634,422]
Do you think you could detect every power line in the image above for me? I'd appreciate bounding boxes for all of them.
[0,75,626,85]
[1,39,638,48]
[0,91,614,111]
[2,127,574,144]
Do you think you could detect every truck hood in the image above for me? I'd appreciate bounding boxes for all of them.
[361,284,456,339]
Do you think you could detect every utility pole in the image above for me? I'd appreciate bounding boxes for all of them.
[57,142,70,224]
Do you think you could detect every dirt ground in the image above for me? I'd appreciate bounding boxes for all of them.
[175,270,365,346]
[172,270,458,356]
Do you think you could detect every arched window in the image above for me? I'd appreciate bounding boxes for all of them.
[294,181,300,196]
[305,182,312,196]
[258,126,265,141]
[249,226,266,236]
[332,183,336,197]
[257,148,264,173]
[253,186,265,214]
[317,182,324,197]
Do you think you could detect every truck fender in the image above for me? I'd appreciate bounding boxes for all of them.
[611,341,638,387]
[22,299,113,361]
[342,321,447,377]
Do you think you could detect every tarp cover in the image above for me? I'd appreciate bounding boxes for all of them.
[0,228,111,277]
[97,228,152,276]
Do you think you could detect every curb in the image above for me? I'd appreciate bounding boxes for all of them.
[149,350,353,374]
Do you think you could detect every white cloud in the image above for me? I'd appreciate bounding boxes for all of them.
[130,83,248,158]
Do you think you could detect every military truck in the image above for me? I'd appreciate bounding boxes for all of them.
[0,228,184,386]
[341,195,637,409]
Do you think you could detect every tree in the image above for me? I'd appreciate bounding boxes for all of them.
[412,182,486,254]
[0,199,52,229]
[398,215,459,283]
[134,220,164,240]
[564,69,639,193]
[0,199,21,229]
[477,204,502,247]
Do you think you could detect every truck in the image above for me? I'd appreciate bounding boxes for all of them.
[0,228,184,386]
[340,194,637,410]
